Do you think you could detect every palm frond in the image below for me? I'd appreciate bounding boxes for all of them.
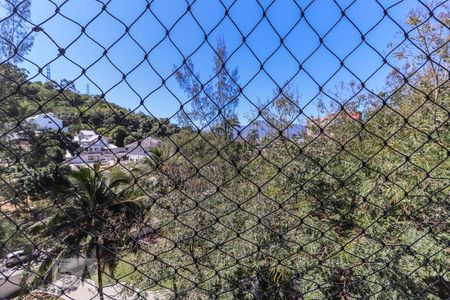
[32,247,65,286]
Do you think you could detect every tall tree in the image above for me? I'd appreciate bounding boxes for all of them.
[260,83,302,137]
[0,0,34,63]
[110,125,128,147]
[175,37,240,138]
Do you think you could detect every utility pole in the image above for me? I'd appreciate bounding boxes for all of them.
[46,65,51,82]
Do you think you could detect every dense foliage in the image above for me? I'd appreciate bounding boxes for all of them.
[118,4,449,298]
[0,2,448,300]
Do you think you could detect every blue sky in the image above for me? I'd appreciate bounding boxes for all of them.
[13,0,419,123]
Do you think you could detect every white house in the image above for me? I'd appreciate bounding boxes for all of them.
[68,130,112,164]
[73,130,109,151]
[123,136,161,162]
[66,131,161,165]
[25,113,68,132]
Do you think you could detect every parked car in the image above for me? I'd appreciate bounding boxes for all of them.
[3,249,39,268]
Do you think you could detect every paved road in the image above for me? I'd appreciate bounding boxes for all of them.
[0,257,86,298]
[1,265,33,298]
[1,259,171,299]
[56,278,170,300]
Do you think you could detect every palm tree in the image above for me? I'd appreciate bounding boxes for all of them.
[142,145,175,169]
[135,145,175,187]
[28,163,143,300]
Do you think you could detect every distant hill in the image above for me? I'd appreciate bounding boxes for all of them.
[0,64,179,144]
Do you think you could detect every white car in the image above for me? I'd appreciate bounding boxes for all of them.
[4,249,38,268]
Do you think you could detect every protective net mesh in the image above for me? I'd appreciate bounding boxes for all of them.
[0,0,449,299]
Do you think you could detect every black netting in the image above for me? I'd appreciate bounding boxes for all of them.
[0,0,449,299]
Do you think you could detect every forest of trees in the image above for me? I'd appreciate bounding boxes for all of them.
[0,0,449,299]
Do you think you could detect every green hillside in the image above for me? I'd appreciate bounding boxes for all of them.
[0,63,179,146]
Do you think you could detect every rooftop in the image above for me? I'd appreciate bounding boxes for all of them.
[125,136,161,150]
[78,130,96,136]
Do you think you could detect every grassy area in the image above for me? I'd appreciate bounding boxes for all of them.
[90,253,173,292]
[102,255,137,285]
